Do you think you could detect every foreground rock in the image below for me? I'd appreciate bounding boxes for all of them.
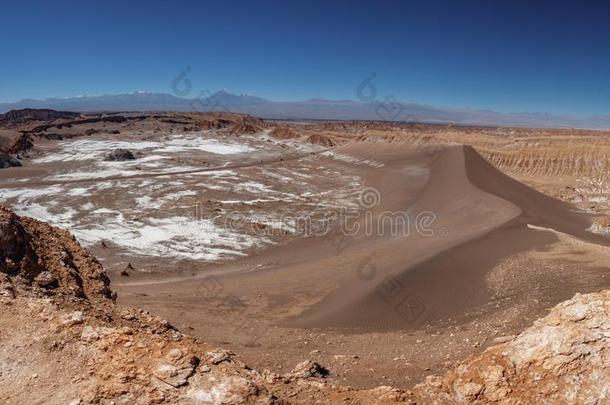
[0,206,112,301]
[0,205,608,404]
[104,148,136,161]
[410,290,610,404]
[0,152,21,168]
[286,360,329,380]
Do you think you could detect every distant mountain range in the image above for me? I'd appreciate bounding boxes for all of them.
[2,90,610,129]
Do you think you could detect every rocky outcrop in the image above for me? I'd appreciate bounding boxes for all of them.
[306,134,335,147]
[104,148,136,161]
[230,122,260,134]
[270,126,298,140]
[410,290,610,404]
[0,206,112,302]
[197,118,233,130]
[286,360,329,379]
[9,133,34,153]
[0,131,34,154]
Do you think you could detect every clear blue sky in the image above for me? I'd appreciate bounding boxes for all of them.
[2,0,610,116]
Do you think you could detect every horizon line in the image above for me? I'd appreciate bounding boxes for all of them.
[1,89,607,119]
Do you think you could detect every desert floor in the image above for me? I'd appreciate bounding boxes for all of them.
[1,114,609,389]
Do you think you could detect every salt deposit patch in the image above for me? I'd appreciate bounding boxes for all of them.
[66,187,94,197]
[157,136,254,155]
[323,151,385,168]
[1,185,81,229]
[133,189,199,209]
[135,196,162,210]
[0,185,64,200]
[2,133,367,263]
[74,213,265,260]
[32,134,255,165]
[13,203,77,229]
[589,196,609,204]
[81,202,95,210]
[46,164,200,181]
[260,169,294,183]
[220,198,283,205]
[32,140,162,163]
[235,181,275,194]
[190,170,240,179]
[47,167,142,181]
[588,223,610,236]
[103,154,170,169]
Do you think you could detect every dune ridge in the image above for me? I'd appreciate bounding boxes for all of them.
[290,145,604,330]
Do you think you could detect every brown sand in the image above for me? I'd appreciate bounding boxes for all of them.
[116,142,609,388]
[290,145,603,330]
[3,114,610,390]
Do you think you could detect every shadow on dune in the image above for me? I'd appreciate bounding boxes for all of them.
[287,145,608,331]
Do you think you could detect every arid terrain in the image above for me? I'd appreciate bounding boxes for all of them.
[1,109,609,404]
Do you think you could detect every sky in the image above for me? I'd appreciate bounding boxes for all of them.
[1,0,610,116]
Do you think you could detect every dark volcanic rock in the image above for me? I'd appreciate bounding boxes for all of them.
[76,115,127,125]
[9,133,34,153]
[104,148,136,161]
[0,109,80,123]
[0,152,22,168]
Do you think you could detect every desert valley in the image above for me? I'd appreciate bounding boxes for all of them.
[0,108,608,404]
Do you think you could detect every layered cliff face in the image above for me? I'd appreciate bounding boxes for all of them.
[0,205,608,404]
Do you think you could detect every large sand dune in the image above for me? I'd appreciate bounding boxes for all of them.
[117,146,604,310]
[288,144,605,330]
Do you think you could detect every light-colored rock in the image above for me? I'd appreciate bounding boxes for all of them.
[62,311,84,326]
[80,325,100,342]
[286,360,329,379]
[153,362,196,388]
[206,350,232,365]
[187,375,265,404]
[34,271,57,288]
[411,290,610,404]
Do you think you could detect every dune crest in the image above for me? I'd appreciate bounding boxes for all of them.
[291,145,605,330]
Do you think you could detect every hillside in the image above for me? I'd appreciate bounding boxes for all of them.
[0,205,608,404]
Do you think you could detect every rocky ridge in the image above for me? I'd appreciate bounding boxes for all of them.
[0,108,81,123]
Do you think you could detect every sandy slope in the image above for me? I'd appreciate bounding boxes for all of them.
[287,144,608,329]
[2,111,609,395]
[2,204,608,404]
[116,142,610,388]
